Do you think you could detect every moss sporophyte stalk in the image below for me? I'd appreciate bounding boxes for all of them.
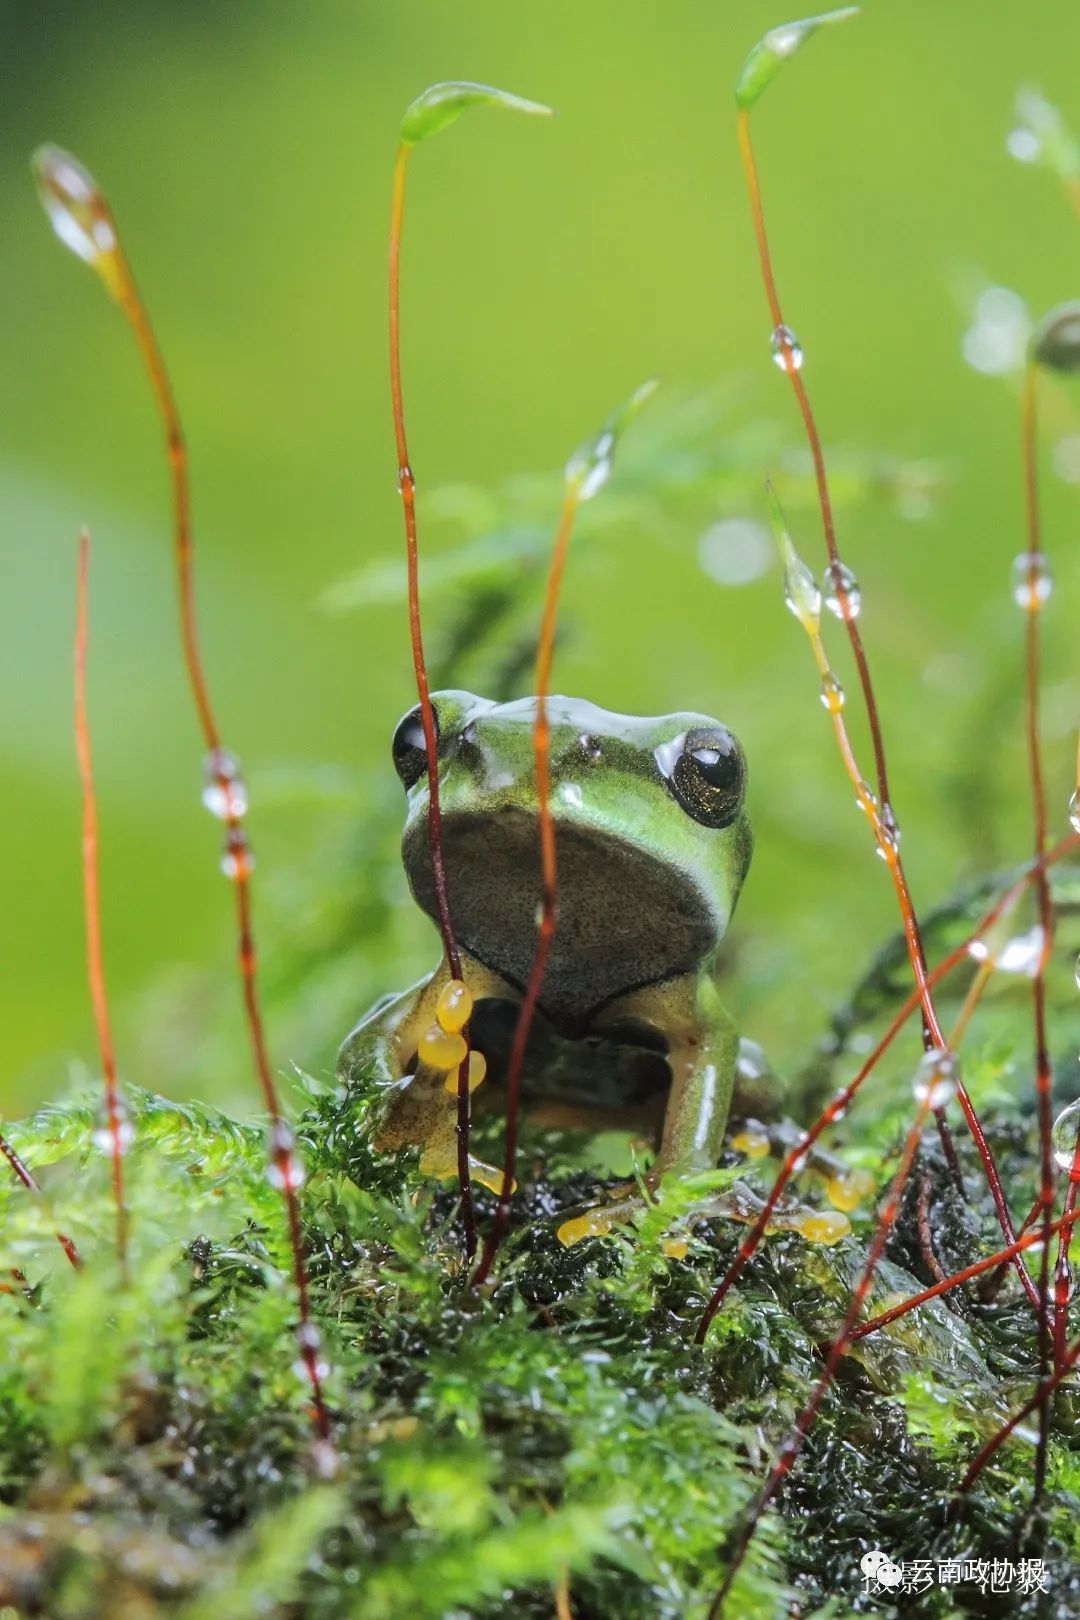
[5,12,1080,1619]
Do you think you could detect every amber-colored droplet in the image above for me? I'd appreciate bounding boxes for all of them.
[794,1210,850,1246]
[661,1237,689,1260]
[731,1128,771,1160]
[557,1212,613,1247]
[436,978,473,1033]
[418,1024,468,1071]
[443,1050,487,1094]
[825,1167,875,1213]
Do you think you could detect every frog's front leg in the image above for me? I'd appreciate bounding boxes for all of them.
[556,973,740,1244]
[337,954,514,1193]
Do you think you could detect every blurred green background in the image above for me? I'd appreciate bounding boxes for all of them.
[3,0,1080,1115]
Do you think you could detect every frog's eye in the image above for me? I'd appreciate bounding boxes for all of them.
[392,703,437,790]
[659,727,745,829]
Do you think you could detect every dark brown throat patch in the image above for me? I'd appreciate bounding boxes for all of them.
[404,808,717,1027]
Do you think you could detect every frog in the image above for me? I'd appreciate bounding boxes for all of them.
[337,689,855,1245]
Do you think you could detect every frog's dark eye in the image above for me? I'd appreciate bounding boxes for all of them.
[391,703,437,790]
[658,726,745,829]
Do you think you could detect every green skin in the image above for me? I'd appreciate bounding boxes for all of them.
[338,691,841,1236]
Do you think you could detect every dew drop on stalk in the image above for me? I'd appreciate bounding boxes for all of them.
[1010,550,1052,611]
[202,748,248,820]
[822,560,861,619]
[819,672,845,712]
[994,924,1045,977]
[912,1048,960,1110]
[266,1119,306,1191]
[91,1100,135,1156]
[1052,1099,1080,1176]
[1069,789,1080,835]
[32,145,118,267]
[220,828,255,881]
[770,323,804,372]
[780,536,821,628]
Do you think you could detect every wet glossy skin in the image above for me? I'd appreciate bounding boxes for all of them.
[337,690,796,1235]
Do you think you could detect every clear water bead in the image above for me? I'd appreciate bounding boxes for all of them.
[266,1119,306,1191]
[1011,551,1053,611]
[220,829,254,881]
[92,1102,135,1157]
[780,536,821,628]
[912,1049,960,1110]
[995,925,1045,977]
[202,748,248,820]
[822,561,861,619]
[770,324,804,372]
[1069,789,1080,834]
[819,673,845,712]
[1052,1099,1080,1176]
[32,145,117,267]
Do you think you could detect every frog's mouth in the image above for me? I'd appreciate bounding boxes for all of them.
[403,807,719,1027]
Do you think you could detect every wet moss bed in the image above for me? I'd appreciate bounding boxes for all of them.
[2,1055,1079,1620]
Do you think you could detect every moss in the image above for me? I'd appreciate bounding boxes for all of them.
[0,1045,1076,1620]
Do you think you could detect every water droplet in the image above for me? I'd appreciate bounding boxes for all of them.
[822,560,861,619]
[1011,550,1053,611]
[202,748,248,820]
[32,146,118,268]
[770,323,803,372]
[1069,789,1080,834]
[266,1119,305,1191]
[1055,1258,1074,1302]
[1074,951,1080,991]
[874,802,901,862]
[736,1039,768,1083]
[92,1100,134,1157]
[220,828,255,881]
[912,1049,960,1110]
[995,924,1045,977]
[780,536,821,628]
[819,672,845,713]
[573,431,614,501]
[565,378,657,502]
[1052,1099,1080,1175]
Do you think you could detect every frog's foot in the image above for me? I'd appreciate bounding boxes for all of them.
[556,1180,852,1249]
[417,1137,515,1197]
[731,1116,876,1215]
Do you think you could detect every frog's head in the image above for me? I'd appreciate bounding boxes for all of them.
[393,690,752,1021]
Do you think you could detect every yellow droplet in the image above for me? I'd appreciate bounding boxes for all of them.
[436,978,473,1033]
[661,1237,689,1260]
[557,1212,614,1247]
[443,1050,487,1094]
[825,1167,875,1213]
[418,1024,468,1072]
[794,1210,851,1246]
[731,1129,771,1160]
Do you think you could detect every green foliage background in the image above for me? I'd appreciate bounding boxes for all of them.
[2,0,1080,1117]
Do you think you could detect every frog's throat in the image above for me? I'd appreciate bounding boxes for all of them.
[403,808,726,1027]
